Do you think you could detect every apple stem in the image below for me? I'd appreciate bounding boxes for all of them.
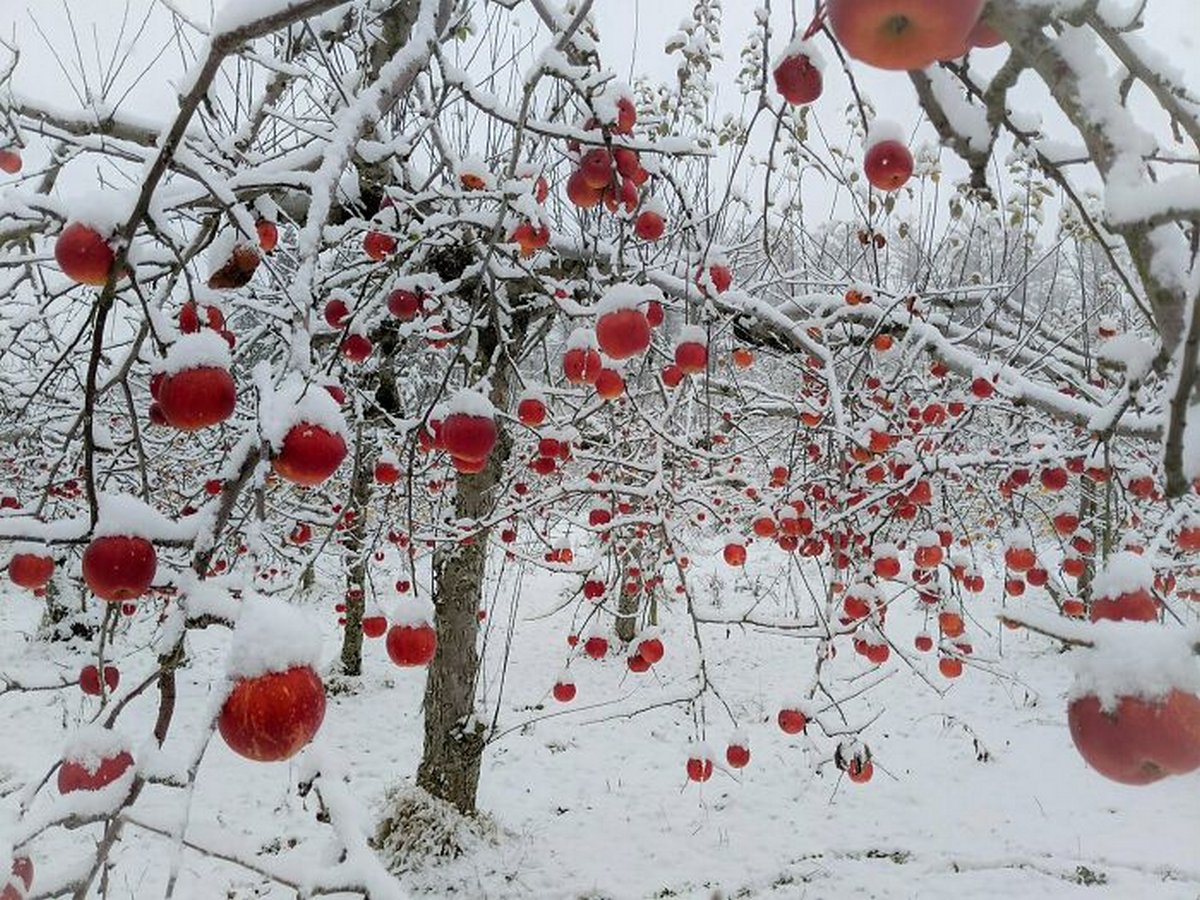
[801,2,827,42]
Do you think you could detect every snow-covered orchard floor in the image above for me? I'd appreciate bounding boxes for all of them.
[3,549,1198,900]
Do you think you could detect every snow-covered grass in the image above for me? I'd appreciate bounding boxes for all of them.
[1,548,1198,899]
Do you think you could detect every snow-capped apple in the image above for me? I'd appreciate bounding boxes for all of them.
[386,623,438,666]
[82,535,157,602]
[439,413,498,462]
[3,855,33,900]
[55,222,115,286]
[219,666,326,762]
[864,139,914,191]
[157,366,236,431]
[57,748,134,794]
[272,424,347,487]
[8,552,53,590]
[596,307,651,360]
[774,50,823,105]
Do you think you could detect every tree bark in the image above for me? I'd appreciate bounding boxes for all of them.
[339,423,371,676]
[416,311,512,815]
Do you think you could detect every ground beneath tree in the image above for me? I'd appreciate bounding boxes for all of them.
[2,552,1197,899]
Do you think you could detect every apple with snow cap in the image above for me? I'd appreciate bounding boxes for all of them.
[863,121,913,192]
[155,332,236,431]
[218,598,326,762]
[595,284,656,360]
[56,222,116,286]
[8,550,54,590]
[266,376,349,487]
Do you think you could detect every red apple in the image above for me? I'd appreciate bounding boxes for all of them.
[82,535,157,602]
[272,424,347,487]
[517,397,546,427]
[864,139,914,191]
[219,666,326,762]
[324,297,351,328]
[363,229,396,260]
[563,347,602,385]
[1068,690,1200,785]
[439,413,497,462]
[255,219,279,253]
[362,615,388,638]
[595,368,625,400]
[55,222,115,286]
[0,149,22,174]
[579,149,613,189]
[774,52,823,105]
[675,341,708,375]
[686,755,714,782]
[827,0,986,71]
[386,623,437,666]
[3,856,33,900]
[511,221,551,257]
[637,637,664,664]
[57,749,134,794]
[634,210,665,241]
[79,664,121,695]
[596,308,651,360]
[157,366,236,431]
[726,742,751,769]
[566,170,604,208]
[778,707,808,734]
[8,552,53,590]
[552,680,576,702]
[387,289,423,321]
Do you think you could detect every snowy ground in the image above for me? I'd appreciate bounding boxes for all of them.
[2,550,1199,900]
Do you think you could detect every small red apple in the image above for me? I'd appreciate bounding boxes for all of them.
[255,219,278,253]
[3,856,33,900]
[552,680,576,702]
[0,149,22,174]
[387,289,423,321]
[864,139,914,192]
[637,637,664,664]
[79,664,121,695]
[634,210,665,241]
[774,51,823,105]
[362,615,388,638]
[726,742,751,769]
[778,707,808,734]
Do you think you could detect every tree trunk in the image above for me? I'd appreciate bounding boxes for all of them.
[416,311,512,815]
[339,423,371,676]
[416,444,507,815]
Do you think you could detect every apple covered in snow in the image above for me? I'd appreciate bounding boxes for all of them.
[218,598,326,762]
